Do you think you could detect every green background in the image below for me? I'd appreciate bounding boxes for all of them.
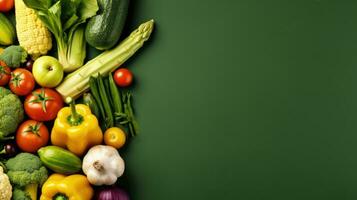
[7,0,357,199]
[120,0,357,199]
[6,0,357,200]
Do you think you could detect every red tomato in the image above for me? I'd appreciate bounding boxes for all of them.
[0,62,11,86]
[114,68,133,87]
[16,120,49,153]
[9,68,35,96]
[0,0,14,12]
[24,88,64,121]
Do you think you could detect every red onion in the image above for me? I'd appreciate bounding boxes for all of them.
[95,185,130,200]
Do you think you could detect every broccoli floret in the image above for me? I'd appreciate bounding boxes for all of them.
[0,46,27,68]
[6,153,48,187]
[0,86,11,98]
[6,167,48,187]
[0,87,24,140]
[12,188,30,200]
[6,153,48,200]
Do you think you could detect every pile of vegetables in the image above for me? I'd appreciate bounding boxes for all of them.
[0,0,154,199]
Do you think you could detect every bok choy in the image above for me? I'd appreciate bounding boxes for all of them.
[23,0,98,72]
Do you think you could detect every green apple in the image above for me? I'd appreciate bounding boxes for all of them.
[33,56,64,88]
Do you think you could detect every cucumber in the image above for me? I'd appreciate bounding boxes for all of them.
[85,0,129,50]
[0,13,16,45]
[38,146,82,175]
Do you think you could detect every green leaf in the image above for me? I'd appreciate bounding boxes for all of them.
[47,1,63,38]
[65,0,98,41]
[23,0,52,10]
[77,0,98,21]
[63,14,79,31]
[49,1,62,19]
[37,11,57,38]
[60,0,81,23]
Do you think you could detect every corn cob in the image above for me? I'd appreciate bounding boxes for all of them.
[14,0,52,58]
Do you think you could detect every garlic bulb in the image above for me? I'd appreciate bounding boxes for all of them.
[82,145,125,185]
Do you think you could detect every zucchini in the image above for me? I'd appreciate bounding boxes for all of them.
[85,0,129,50]
[38,146,82,175]
[0,13,16,45]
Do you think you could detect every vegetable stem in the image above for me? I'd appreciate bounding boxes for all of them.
[53,194,69,200]
[25,183,38,200]
[66,97,83,126]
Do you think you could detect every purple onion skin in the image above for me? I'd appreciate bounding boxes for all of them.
[95,186,130,200]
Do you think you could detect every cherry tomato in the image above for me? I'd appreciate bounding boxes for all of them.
[9,68,35,96]
[114,68,133,87]
[0,62,11,86]
[104,127,126,149]
[24,88,64,121]
[0,0,14,12]
[16,120,49,153]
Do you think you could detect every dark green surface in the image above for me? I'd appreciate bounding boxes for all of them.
[119,0,357,199]
[7,0,357,199]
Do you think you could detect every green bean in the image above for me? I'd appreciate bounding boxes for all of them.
[97,74,114,128]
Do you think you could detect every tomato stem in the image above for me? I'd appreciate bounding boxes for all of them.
[24,123,42,137]
[0,66,9,79]
[28,88,53,113]
[10,72,23,87]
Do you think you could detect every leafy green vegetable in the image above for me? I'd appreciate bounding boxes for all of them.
[23,0,99,72]
[0,87,24,141]
[0,46,27,68]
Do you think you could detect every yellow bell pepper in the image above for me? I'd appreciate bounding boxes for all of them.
[40,174,93,200]
[51,98,103,156]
